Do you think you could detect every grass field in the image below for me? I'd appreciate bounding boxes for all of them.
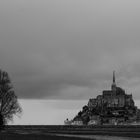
[0,133,139,140]
[0,133,92,140]
[1,125,140,140]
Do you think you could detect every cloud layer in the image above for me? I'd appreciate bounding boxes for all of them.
[0,0,140,99]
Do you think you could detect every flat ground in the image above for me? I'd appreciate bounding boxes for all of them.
[1,125,140,140]
[0,131,140,140]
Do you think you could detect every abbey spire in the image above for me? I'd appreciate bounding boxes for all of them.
[113,70,115,84]
[111,71,116,93]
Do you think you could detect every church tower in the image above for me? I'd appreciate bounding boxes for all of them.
[111,71,116,94]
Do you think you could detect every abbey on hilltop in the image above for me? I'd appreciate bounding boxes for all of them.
[65,72,140,125]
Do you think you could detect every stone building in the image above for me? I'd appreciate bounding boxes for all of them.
[72,117,83,125]
[88,71,135,111]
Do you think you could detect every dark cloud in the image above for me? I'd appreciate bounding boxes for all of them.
[0,0,140,99]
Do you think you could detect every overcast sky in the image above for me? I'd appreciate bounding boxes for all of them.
[1,0,140,125]
[1,0,140,101]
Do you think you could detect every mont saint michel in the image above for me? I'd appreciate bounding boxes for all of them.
[65,72,140,125]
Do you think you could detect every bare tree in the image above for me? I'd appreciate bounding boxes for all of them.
[0,70,22,127]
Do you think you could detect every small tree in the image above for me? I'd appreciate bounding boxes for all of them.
[0,70,22,127]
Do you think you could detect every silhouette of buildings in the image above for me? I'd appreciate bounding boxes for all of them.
[65,71,140,125]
